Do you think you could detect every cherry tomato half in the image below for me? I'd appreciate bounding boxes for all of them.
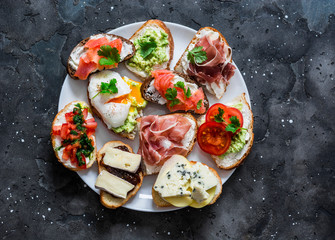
[206,103,244,132]
[197,122,232,155]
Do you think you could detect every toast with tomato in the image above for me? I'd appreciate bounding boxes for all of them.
[197,93,254,169]
[141,69,209,115]
[95,141,143,209]
[152,155,222,208]
[125,19,174,80]
[174,27,236,99]
[67,33,135,80]
[51,101,97,171]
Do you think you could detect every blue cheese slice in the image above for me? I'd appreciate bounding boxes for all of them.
[102,148,141,173]
[95,170,134,198]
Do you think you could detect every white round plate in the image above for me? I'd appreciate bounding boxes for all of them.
[58,21,250,212]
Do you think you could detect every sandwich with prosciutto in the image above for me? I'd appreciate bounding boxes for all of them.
[67,33,135,80]
[95,141,143,209]
[174,27,236,99]
[141,69,209,115]
[51,101,97,171]
[197,93,254,169]
[137,113,197,175]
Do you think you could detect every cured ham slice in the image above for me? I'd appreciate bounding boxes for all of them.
[187,35,236,87]
[138,115,192,166]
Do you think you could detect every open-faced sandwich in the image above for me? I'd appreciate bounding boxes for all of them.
[95,141,143,209]
[125,19,174,80]
[174,27,236,99]
[141,69,209,115]
[137,113,197,175]
[51,101,97,171]
[152,155,222,208]
[197,93,254,169]
[68,34,135,80]
[87,70,147,140]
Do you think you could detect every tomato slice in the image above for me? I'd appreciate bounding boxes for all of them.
[206,103,243,131]
[197,122,232,155]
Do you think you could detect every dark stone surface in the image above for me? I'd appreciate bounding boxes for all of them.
[0,0,334,239]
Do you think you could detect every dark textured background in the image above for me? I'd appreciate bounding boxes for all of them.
[0,0,334,239]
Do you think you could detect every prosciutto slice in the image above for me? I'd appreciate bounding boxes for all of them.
[187,34,236,86]
[138,115,192,166]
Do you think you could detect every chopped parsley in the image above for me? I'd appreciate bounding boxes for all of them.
[214,107,225,123]
[197,99,203,110]
[174,81,192,99]
[165,88,180,107]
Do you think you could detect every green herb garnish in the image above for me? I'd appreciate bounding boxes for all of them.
[187,46,207,64]
[197,99,203,110]
[174,81,192,99]
[92,78,118,99]
[139,40,157,58]
[165,88,180,107]
[225,116,241,133]
[98,45,121,66]
[214,107,225,123]
[70,130,78,135]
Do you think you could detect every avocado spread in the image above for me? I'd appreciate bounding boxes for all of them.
[220,102,247,157]
[112,107,139,133]
[128,28,169,74]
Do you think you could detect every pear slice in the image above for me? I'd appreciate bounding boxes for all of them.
[164,195,193,207]
[189,187,216,208]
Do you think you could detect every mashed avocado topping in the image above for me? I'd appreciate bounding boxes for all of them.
[220,102,247,157]
[128,28,169,74]
[112,107,138,133]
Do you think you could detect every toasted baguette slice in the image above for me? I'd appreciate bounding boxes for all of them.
[141,70,209,115]
[96,141,143,209]
[51,101,97,171]
[197,93,254,169]
[125,19,174,80]
[174,27,234,99]
[137,113,197,175]
[152,158,222,208]
[87,70,146,140]
[67,33,135,80]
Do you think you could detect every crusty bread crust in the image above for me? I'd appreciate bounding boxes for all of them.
[174,27,232,99]
[152,160,222,208]
[97,141,143,209]
[125,19,174,81]
[67,34,135,80]
[137,113,198,176]
[211,93,254,169]
[140,71,209,115]
[51,101,97,171]
[86,77,141,140]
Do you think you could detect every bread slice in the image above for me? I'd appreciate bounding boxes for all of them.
[174,27,234,99]
[96,141,143,209]
[67,33,135,80]
[137,113,198,175]
[87,71,145,140]
[141,71,209,115]
[51,101,97,171]
[125,19,174,80]
[209,93,254,169]
[152,160,222,208]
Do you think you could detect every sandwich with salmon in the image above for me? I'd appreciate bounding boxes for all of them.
[137,113,197,175]
[141,69,209,115]
[95,141,143,209]
[67,34,135,80]
[51,101,97,171]
[174,27,236,99]
[87,70,147,140]
[125,19,174,80]
[152,155,222,208]
[197,93,254,169]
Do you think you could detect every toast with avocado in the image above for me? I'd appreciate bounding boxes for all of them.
[125,19,174,80]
